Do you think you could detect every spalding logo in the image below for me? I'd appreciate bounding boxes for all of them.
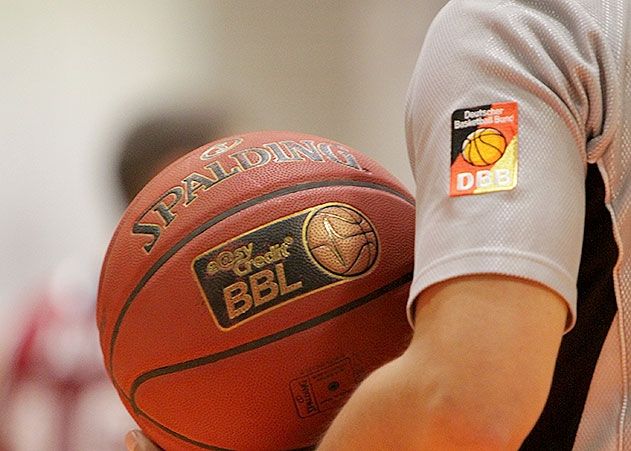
[199,138,244,160]
[132,139,364,254]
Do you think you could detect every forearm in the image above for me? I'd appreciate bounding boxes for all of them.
[317,353,518,451]
[318,357,422,451]
[318,276,567,450]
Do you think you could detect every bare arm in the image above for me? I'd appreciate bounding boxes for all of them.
[318,274,568,450]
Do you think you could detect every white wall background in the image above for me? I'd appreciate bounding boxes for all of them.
[0,0,447,351]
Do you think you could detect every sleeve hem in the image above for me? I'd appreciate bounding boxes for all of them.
[407,249,578,333]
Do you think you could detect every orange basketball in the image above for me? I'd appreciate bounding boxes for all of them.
[97,131,415,450]
[462,127,507,166]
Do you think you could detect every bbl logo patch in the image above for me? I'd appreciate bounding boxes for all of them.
[304,205,378,278]
[450,101,519,196]
[192,203,379,330]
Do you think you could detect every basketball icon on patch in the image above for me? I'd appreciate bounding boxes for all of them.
[450,102,519,196]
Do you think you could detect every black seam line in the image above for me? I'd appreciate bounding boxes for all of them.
[128,271,412,450]
[344,241,377,275]
[137,397,315,451]
[130,271,412,398]
[309,229,371,251]
[136,408,233,451]
[107,179,414,374]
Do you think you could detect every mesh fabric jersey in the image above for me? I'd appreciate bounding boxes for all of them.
[406,0,631,449]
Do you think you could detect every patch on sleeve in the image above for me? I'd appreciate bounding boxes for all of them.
[450,101,519,197]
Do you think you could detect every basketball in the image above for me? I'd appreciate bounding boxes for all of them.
[462,127,507,166]
[304,205,378,277]
[97,131,415,450]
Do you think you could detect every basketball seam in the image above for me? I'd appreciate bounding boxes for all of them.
[107,180,414,373]
[478,134,504,153]
[473,131,491,166]
[317,212,363,224]
[308,211,374,273]
[309,229,374,251]
[344,241,378,275]
[127,272,413,450]
[478,131,506,160]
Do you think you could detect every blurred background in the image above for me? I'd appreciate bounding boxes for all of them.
[0,1,447,449]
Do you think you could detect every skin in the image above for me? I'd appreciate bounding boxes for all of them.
[125,430,161,451]
[125,274,567,450]
[318,274,568,450]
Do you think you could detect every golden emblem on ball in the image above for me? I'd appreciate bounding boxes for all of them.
[304,204,378,277]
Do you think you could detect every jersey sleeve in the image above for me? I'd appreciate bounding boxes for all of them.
[406,0,617,331]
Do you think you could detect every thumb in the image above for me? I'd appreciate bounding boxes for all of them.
[125,430,163,451]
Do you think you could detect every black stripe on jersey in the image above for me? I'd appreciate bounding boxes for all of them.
[520,163,619,450]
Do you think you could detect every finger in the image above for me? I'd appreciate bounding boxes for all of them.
[125,430,163,451]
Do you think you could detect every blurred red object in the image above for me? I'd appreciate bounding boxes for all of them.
[1,257,135,451]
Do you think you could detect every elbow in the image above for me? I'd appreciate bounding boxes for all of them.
[425,403,521,450]
[416,381,547,450]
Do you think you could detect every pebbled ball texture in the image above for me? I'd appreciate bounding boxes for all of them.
[97,130,415,450]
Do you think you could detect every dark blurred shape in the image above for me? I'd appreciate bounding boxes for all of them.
[118,112,227,203]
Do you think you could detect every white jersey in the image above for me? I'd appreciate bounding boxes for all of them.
[406,0,631,449]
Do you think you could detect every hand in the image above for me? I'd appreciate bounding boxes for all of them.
[125,430,163,451]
